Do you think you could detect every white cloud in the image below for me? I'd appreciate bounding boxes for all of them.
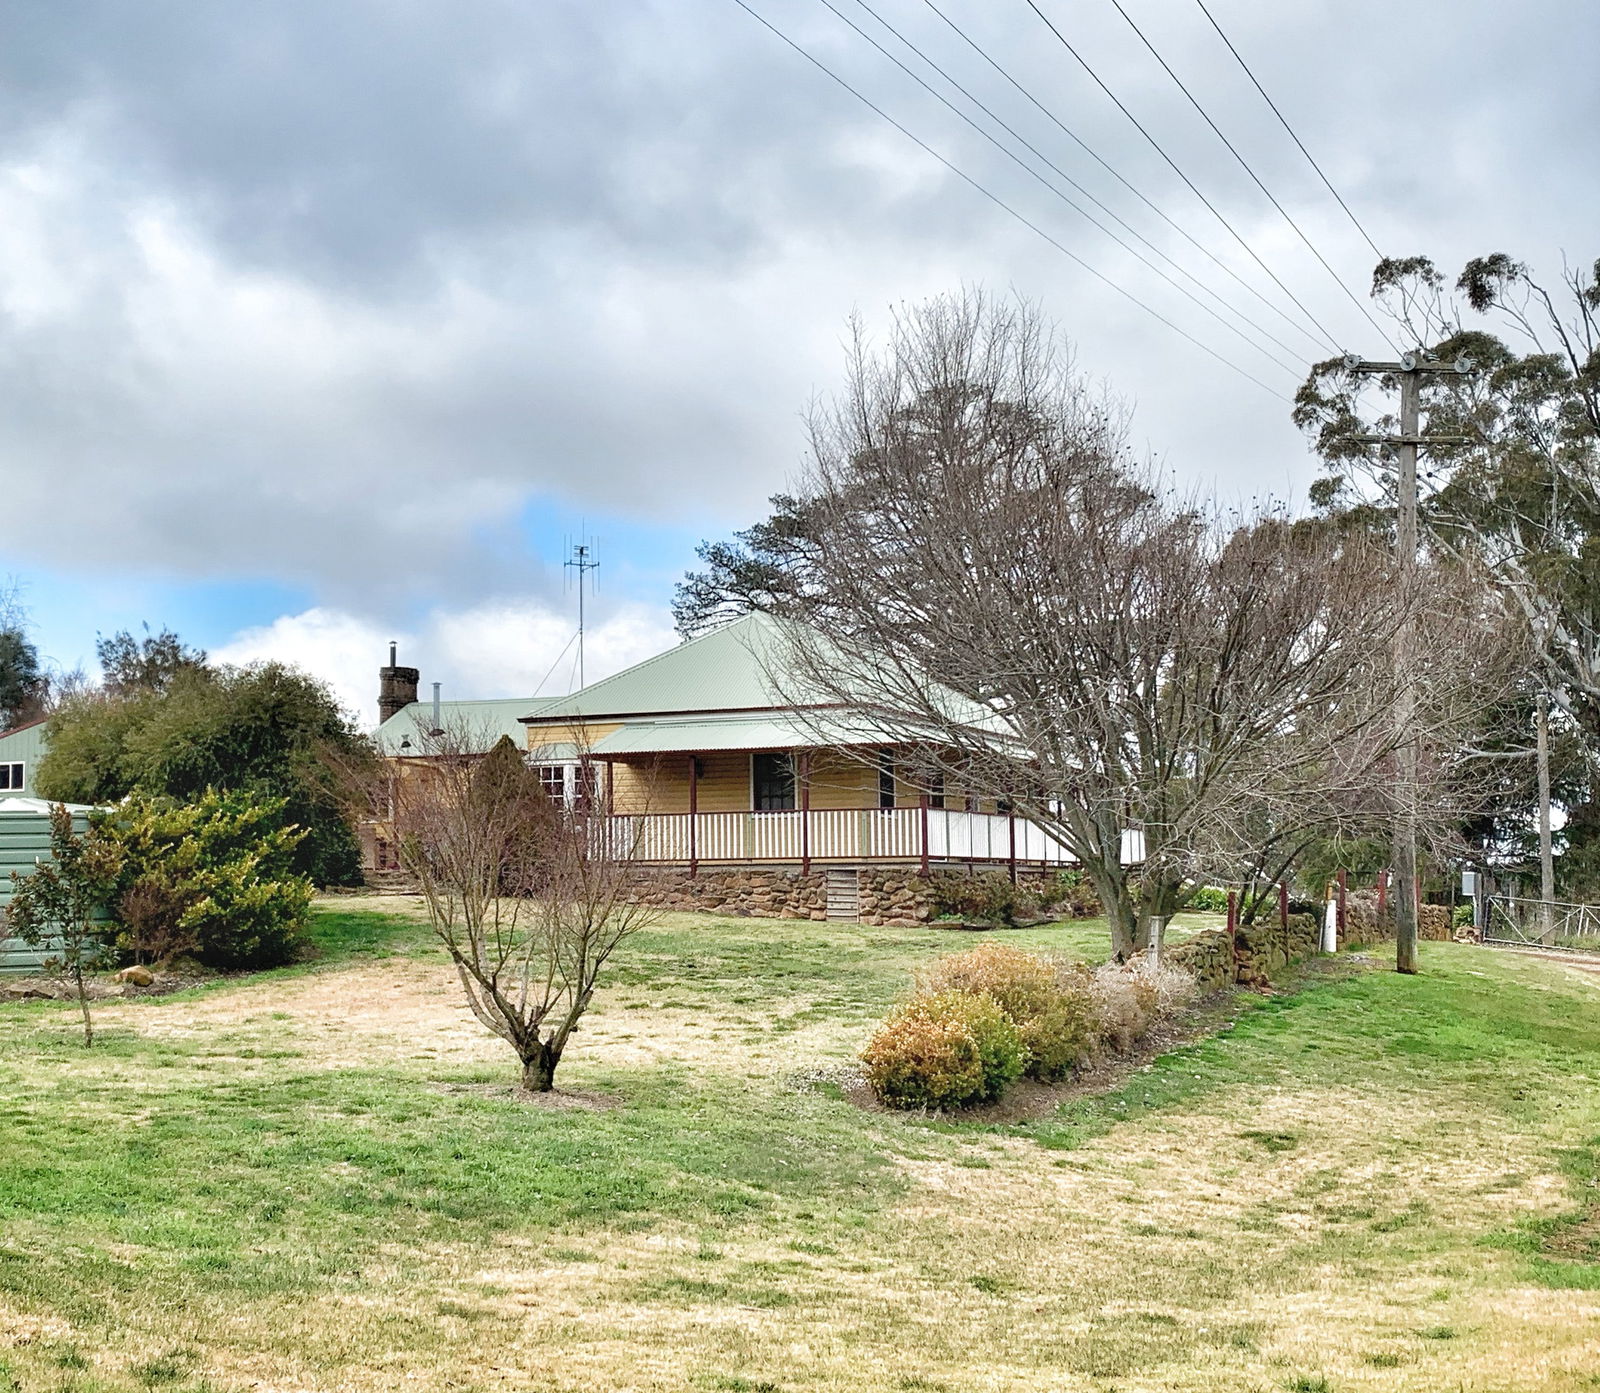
[213,598,678,728]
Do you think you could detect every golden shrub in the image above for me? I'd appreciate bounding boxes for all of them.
[861,990,1024,1108]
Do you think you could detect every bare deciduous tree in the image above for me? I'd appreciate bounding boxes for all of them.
[365,732,655,1092]
[769,291,1495,959]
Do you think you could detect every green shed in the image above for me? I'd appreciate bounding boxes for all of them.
[0,718,48,798]
[0,797,92,974]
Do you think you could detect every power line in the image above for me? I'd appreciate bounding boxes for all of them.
[918,0,1328,362]
[1105,0,1398,352]
[730,0,1288,399]
[844,0,1305,375]
[1192,0,1384,261]
[823,0,1302,376]
[1023,0,1344,355]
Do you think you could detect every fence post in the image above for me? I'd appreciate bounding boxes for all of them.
[1007,812,1017,885]
[1377,869,1388,919]
[919,795,930,877]
[1227,889,1240,983]
[1148,915,1165,968]
[1336,868,1347,945]
[800,752,811,878]
[688,755,698,879]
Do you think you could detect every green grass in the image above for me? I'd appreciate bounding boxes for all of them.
[297,905,434,963]
[3,902,1600,1390]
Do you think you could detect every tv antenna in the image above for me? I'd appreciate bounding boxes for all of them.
[564,540,600,690]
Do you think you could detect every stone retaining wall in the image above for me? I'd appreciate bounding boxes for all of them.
[1168,895,1454,993]
[1166,911,1321,992]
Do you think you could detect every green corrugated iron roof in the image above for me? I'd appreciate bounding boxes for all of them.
[374,696,560,755]
[523,613,820,724]
[524,610,1003,745]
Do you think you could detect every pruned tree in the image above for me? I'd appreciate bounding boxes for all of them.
[756,291,1493,959]
[373,732,655,1092]
[7,804,123,1046]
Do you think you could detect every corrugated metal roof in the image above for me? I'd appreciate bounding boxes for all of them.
[523,613,821,724]
[374,696,560,755]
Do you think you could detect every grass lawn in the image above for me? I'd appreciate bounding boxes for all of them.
[2,898,1599,1391]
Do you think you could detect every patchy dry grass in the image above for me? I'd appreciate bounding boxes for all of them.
[2,901,1599,1390]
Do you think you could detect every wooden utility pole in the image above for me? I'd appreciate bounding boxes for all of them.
[1344,350,1474,975]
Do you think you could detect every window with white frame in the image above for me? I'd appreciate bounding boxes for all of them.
[534,762,598,808]
[0,762,23,791]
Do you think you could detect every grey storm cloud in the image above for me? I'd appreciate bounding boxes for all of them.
[0,0,1595,609]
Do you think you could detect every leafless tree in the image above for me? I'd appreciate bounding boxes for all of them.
[770,291,1498,959]
[358,730,656,1092]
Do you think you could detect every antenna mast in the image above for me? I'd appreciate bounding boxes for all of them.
[564,541,600,689]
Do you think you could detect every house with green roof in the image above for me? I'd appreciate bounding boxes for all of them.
[519,612,1076,884]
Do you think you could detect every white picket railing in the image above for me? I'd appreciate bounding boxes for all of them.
[602,806,1082,866]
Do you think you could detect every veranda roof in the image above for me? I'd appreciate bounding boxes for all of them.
[585,712,893,756]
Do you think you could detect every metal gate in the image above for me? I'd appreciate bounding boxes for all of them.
[1485,896,1600,953]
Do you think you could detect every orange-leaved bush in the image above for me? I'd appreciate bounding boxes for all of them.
[861,990,1023,1109]
[921,943,1099,1082]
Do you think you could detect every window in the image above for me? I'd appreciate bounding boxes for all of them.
[0,763,22,791]
[752,752,796,811]
[928,773,945,810]
[877,749,896,809]
[536,762,599,808]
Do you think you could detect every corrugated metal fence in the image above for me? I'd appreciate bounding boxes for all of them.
[0,804,86,974]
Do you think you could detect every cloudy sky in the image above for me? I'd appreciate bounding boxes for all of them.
[1,0,1594,723]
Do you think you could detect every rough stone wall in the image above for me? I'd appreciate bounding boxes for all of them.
[1167,911,1321,992]
[620,866,829,921]
[617,864,1070,926]
[1343,891,1451,944]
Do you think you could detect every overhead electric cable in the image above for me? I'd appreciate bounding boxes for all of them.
[1192,0,1385,261]
[842,0,1304,373]
[1106,0,1398,351]
[822,0,1301,376]
[918,0,1326,361]
[730,0,1288,399]
[1022,0,1344,355]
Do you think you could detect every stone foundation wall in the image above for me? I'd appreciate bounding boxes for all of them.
[618,864,1070,926]
[620,866,830,921]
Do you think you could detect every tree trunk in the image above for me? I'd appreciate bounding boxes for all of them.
[74,966,94,1048]
[520,1041,561,1093]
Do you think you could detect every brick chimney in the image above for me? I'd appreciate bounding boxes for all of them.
[378,641,419,725]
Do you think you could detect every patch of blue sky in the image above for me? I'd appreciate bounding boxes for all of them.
[510,494,713,612]
[6,563,311,677]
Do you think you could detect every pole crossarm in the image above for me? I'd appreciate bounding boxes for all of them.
[1350,434,1470,447]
